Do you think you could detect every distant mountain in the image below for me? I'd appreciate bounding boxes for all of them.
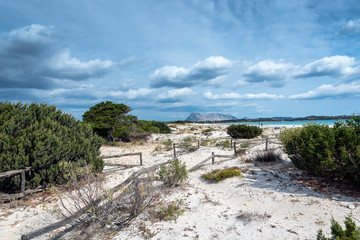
[186,113,238,122]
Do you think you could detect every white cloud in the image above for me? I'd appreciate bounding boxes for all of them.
[242,60,298,87]
[0,24,117,88]
[338,19,360,35]
[48,50,114,79]
[289,82,360,100]
[108,88,155,100]
[204,91,284,100]
[150,56,233,88]
[158,87,196,102]
[296,55,359,78]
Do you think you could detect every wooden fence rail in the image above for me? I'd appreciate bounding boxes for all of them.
[0,167,32,201]
[102,152,143,166]
[172,136,280,157]
[21,158,175,240]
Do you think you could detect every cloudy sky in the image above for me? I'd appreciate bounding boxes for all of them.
[1,0,360,120]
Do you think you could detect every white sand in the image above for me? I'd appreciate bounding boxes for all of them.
[1,124,359,240]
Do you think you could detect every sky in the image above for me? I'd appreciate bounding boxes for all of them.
[1,0,360,121]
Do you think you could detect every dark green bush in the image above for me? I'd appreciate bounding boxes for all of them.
[227,124,262,139]
[280,116,360,184]
[0,102,104,191]
[137,120,171,134]
[317,215,360,240]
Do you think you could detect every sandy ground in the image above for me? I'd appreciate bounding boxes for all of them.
[1,123,359,240]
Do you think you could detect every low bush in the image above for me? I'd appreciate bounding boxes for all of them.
[158,159,188,187]
[317,215,360,240]
[154,198,185,221]
[202,127,215,134]
[227,124,262,139]
[216,140,232,148]
[280,116,360,185]
[253,149,282,162]
[240,142,251,148]
[0,102,104,191]
[201,167,243,182]
[137,120,171,134]
[162,139,173,150]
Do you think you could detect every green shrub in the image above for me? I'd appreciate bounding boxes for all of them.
[240,142,251,148]
[137,120,171,134]
[201,167,243,182]
[154,198,185,221]
[158,159,188,187]
[227,125,262,139]
[0,102,104,191]
[163,139,173,150]
[317,215,360,240]
[202,127,215,134]
[216,140,232,148]
[280,116,360,184]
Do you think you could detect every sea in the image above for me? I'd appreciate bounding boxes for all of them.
[219,119,348,126]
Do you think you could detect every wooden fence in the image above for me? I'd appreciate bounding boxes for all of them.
[21,158,176,240]
[21,135,282,239]
[102,152,143,166]
[0,167,32,201]
[172,136,279,157]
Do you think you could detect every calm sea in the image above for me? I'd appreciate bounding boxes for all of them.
[219,119,348,126]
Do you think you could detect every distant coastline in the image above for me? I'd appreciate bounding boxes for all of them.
[171,115,353,124]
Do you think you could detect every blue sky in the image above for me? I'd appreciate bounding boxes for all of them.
[1,0,360,121]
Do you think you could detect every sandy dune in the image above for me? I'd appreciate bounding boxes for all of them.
[1,124,359,240]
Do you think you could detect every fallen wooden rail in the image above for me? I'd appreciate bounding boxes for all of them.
[0,167,32,201]
[102,152,143,166]
[21,158,175,240]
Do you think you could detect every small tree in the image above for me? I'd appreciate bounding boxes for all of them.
[83,101,137,142]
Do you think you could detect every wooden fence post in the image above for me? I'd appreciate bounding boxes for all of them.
[212,152,215,164]
[233,142,237,155]
[139,153,143,166]
[265,138,268,151]
[173,143,176,158]
[21,170,25,194]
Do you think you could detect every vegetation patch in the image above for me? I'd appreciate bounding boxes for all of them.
[0,102,104,191]
[317,215,360,240]
[202,127,215,134]
[153,198,185,222]
[253,149,282,162]
[216,140,232,148]
[162,139,173,151]
[158,159,188,187]
[280,115,360,185]
[201,167,243,182]
[240,142,251,148]
[83,101,170,142]
[227,124,262,139]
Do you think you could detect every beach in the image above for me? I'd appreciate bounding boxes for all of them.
[1,123,359,240]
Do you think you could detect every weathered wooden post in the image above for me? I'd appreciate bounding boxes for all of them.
[173,143,176,158]
[265,138,268,151]
[21,170,25,195]
[139,153,143,166]
[233,142,237,155]
[198,140,200,149]
[212,152,215,164]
